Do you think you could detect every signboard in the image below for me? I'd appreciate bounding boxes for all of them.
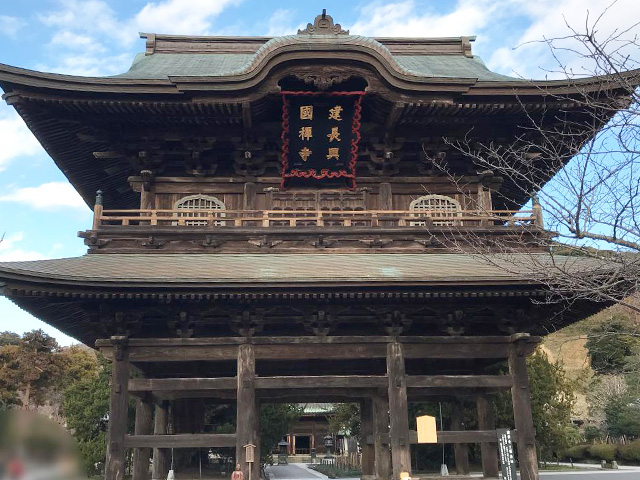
[281,91,364,189]
[244,443,256,463]
[416,415,438,443]
[497,429,518,480]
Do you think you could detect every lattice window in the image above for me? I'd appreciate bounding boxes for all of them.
[409,194,461,226]
[174,194,226,226]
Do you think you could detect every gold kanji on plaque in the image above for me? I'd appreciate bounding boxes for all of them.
[300,105,313,120]
[326,147,340,160]
[328,105,343,121]
[299,147,312,162]
[327,126,341,142]
[298,126,313,141]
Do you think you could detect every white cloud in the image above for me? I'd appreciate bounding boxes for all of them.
[0,110,43,171]
[0,182,88,210]
[133,0,242,35]
[0,15,26,38]
[484,0,640,78]
[264,9,303,37]
[0,233,47,262]
[351,0,499,38]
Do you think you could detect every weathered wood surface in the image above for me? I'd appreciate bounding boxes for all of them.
[151,403,170,480]
[406,375,512,389]
[408,430,509,444]
[104,337,129,480]
[387,342,411,478]
[509,345,539,480]
[98,335,539,363]
[132,396,153,480]
[360,399,375,477]
[451,401,470,475]
[477,395,500,478]
[126,434,237,448]
[373,394,391,480]
[236,344,259,480]
[256,376,387,389]
[129,377,236,392]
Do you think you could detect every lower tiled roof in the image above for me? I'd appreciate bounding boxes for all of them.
[0,253,601,287]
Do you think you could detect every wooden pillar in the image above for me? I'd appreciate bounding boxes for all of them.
[379,183,392,210]
[451,400,470,475]
[360,399,375,478]
[476,395,499,478]
[387,342,411,479]
[133,395,153,480]
[509,345,539,480]
[152,402,170,480]
[237,344,259,480]
[372,394,391,480]
[105,336,129,480]
[243,182,257,210]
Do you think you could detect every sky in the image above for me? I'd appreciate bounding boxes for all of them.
[0,0,638,346]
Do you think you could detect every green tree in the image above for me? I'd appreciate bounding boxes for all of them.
[260,404,303,466]
[0,330,64,409]
[586,317,639,374]
[494,351,578,461]
[329,403,360,439]
[62,355,135,476]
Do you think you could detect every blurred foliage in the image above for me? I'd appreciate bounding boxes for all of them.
[260,403,303,466]
[329,403,360,439]
[586,316,640,375]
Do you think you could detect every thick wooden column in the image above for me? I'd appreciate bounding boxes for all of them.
[105,336,129,480]
[237,344,259,480]
[451,400,470,475]
[372,394,391,480]
[360,399,375,479]
[476,395,499,478]
[387,342,411,479]
[509,346,539,480]
[152,402,170,480]
[133,395,153,480]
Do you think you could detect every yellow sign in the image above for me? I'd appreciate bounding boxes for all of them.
[416,415,438,444]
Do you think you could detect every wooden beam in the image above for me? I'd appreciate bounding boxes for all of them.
[409,430,507,444]
[125,434,237,449]
[406,375,512,389]
[129,377,236,392]
[256,376,387,389]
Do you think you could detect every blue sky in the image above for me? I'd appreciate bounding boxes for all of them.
[0,0,638,346]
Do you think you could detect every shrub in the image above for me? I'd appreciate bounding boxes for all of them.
[589,443,618,461]
[565,444,591,460]
[584,425,602,442]
[619,440,640,462]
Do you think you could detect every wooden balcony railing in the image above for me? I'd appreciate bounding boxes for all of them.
[92,207,542,230]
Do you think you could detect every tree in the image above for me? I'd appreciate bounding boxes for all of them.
[586,316,640,374]
[494,350,578,460]
[429,8,640,314]
[0,330,64,409]
[329,403,360,439]
[260,404,303,466]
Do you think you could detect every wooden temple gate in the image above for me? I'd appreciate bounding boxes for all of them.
[0,10,631,480]
[98,334,540,480]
